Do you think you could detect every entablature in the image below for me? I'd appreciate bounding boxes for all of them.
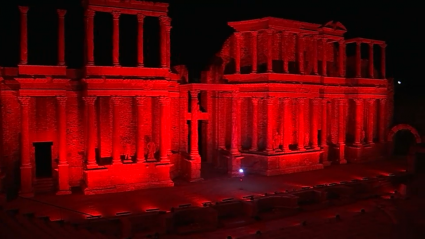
[85,0,168,16]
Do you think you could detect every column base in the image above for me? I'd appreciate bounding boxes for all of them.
[228,155,243,177]
[251,71,257,74]
[323,161,332,166]
[113,63,120,67]
[339,159,347,165]
[138,64,144,67]
[136,158,146,163]
[86,163,99,169]
[298,148,306,151]
[353,143,362,147]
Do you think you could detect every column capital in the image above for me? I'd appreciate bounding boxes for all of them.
[112,11,121,20]
[158,95,170,104]
[231,90,240,98]
[353,98,364,105]
[367,98,375,104]
[312,98,321,105]
[137,13,145,22]
[234,32,243,38]
[321,98,329,105]
[380,43,387,48]
[251,97,259,104]
[338,99,347,105]
[111,96,122,105]
[56,96,67,106]
[250,31,258,36]
[298,97,306,103]
[135,96,146,106]
[380,98,387,103]
[83,96,96,105]
[339,39,345,45]
[281,31,289,36]
[159,15,171,25]
[57,9,67,18]
[18,6,29,14]
[282,97,291,103]
[266,29,274,35]
[267,96,275,104]
[356,40,362,46]
[368,42,374,47]
[190,90,200,98]
[18,96,31,106]
[85,9,95,18]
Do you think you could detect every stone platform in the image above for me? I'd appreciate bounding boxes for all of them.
[241,150,323,176]
[83,162,174,195]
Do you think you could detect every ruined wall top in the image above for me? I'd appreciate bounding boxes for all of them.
[83,0,169,15]
[228,17,347,37]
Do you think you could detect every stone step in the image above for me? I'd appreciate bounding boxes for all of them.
[34,178,55,193]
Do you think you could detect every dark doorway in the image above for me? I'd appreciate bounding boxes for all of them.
[393,130,416,156]
[33,142,53,178]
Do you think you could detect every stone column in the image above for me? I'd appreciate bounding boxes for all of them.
[297,98,306,151]
[313,35,318,75]
[111,97,122,164]
[355,41,362,78]
[297,33,304,74]
[380,44,386,78]
[159,16,170,68]
[165,25,171,68]
[322,38,327,76]
[230,92,241,155]
[338,99,347,164]
[57,10,66,66]
[235,32,242,74]
[250,98,259,151]
[112,11,121,67]
[266,97,275,153]
[190,91,201,160]
[18,96,33,196]
[311,99,320,149]
[159,96,171,163]
[267,29,273,73]
[251,31,258,73]
[339,40,345,77]
[282,31,289,73]
[366,99,375,144]
[369,43,374,78]
[56,97,71,195]
[85,9,95,65]
[379,98,387,143]
[83,97,97,168]
[19,6,29,65]
[281,98,291,151]
[321,99,330,166]
[320,99,328,148]
[137,13,145,67]
[353,99,364,146]
[136,97,145,162]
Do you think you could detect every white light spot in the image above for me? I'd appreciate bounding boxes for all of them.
[397,81,401,84]
[239,169,244,173]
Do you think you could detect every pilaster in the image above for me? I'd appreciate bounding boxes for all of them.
[235,32,242,74]
[251,31,258,73]
[137,13,145,67]
[85,9,95,65]
[56,96,71,195]
[250,97,259,151]
[57,9,67,66]
[136,96,146,162]
[297,98,306,151]
[18,96,33,197]
[19,6,29,65]
[369,43,374,78]
[112,11,121,67]
[159,96,171,163]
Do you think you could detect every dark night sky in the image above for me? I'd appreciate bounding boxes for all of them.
[0,1,423,95]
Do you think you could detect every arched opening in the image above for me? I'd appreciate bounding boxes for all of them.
[393,130,416,156]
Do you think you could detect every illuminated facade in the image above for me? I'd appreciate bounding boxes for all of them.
[0,1,392,197]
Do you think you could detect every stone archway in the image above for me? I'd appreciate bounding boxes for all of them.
[387,124,421,161]
[387,124,421,144]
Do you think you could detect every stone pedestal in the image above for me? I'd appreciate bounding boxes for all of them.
[183,159,203,182]
[228,154,243,177]
[241,150,323,176]
[56,164,71,195]
[19,165,34,197]
[339,144,347,164]
[321,145,331,166]
[83,163,173,195]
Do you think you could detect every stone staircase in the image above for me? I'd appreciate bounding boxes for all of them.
[0,209,115,239]
[34,178,55,194]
